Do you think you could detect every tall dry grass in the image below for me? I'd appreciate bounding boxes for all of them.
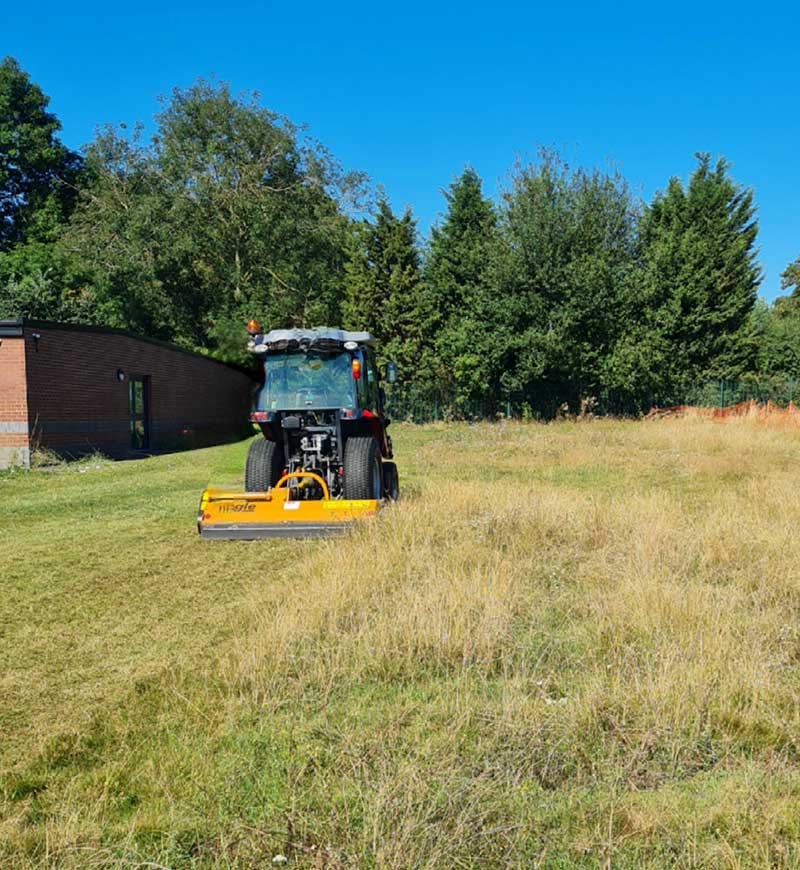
[225,418,800,866]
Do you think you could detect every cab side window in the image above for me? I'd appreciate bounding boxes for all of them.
[356,350,369,408]
[365,350,379,409]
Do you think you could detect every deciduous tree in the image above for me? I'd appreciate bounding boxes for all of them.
[0,56,80,250]
[490,150,640,414]
[64,79,363,355]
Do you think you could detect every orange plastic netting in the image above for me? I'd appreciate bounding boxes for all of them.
[646,400,800,425]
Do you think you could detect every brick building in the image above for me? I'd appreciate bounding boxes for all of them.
[0,318,257,468]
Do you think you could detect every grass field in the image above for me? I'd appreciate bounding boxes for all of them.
[3,419,800,868]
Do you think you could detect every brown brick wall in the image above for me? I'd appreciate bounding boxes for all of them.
[23,325,256,459]
[0,335,30,467]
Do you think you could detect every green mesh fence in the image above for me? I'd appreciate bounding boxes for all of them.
[383,377,800,423]
[683,378,799,408]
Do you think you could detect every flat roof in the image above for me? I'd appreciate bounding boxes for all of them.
[0,317,255,377]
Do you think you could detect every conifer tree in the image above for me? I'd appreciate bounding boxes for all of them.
[424,168,497,403]
[342,198,427,382]
[639,154,760,386]
[426,168,495,328]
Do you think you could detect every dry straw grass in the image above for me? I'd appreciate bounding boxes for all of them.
[223,419,800,866]
[3,418,800,867]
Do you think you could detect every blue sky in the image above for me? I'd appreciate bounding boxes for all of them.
[3,0,798,300]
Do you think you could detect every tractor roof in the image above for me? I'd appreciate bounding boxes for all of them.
[255,327,375,352]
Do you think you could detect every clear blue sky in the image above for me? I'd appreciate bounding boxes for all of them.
[3,0,798,300]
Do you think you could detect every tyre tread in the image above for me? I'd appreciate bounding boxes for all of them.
[343,437,381,500]
[245,438,283,491]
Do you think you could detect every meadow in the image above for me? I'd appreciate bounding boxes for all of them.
[2,418,800,868]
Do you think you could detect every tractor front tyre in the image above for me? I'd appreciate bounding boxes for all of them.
[382,460,399,500]
[343,437,383,500]
[244,437,284,492]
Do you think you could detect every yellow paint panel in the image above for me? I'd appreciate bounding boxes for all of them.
[322,499,376,513]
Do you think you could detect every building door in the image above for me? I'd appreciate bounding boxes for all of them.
[129,376,150,450]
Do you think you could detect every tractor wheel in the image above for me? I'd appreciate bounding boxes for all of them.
[244,437,283,491]
[382,461,399,500]
[343,437,382,500]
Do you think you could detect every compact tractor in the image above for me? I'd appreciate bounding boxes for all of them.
[197,326,399,539]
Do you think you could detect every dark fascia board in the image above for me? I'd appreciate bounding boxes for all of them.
[0,317,256,378]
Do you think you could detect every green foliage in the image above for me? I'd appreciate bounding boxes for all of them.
[0,56,81,251]
[0,244,92,323]
[781,255,800,296]
[754,255,800,377]
[638,154,760,388]
[342,198,428,381]
[751,296,800,376]
[0,58,783,412]
[0,57,86,320]
[490,150,640,414]
[424,167,498,405]
[63,80,363,350]
[415,153,762,416]
[0,193,92,321]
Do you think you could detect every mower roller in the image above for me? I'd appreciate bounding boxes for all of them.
[197,326,399,540]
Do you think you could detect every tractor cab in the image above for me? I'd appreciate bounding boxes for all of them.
[197,326,399,540]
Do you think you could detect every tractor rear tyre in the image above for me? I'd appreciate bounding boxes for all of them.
[245,437,284,491]
[383,461,399,500]
[343,437,382,500]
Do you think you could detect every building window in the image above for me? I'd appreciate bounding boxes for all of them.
[129,376,150,450]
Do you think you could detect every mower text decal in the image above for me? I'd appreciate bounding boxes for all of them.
[218,503,257,513]
[283,502,301,511]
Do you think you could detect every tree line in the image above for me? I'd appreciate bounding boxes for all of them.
[2,57,799,416]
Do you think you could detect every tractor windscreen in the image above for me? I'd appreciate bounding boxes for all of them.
[256,350,356,411]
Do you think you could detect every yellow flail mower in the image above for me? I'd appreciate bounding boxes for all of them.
[197,326,399,540]
[198,471,380,539]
